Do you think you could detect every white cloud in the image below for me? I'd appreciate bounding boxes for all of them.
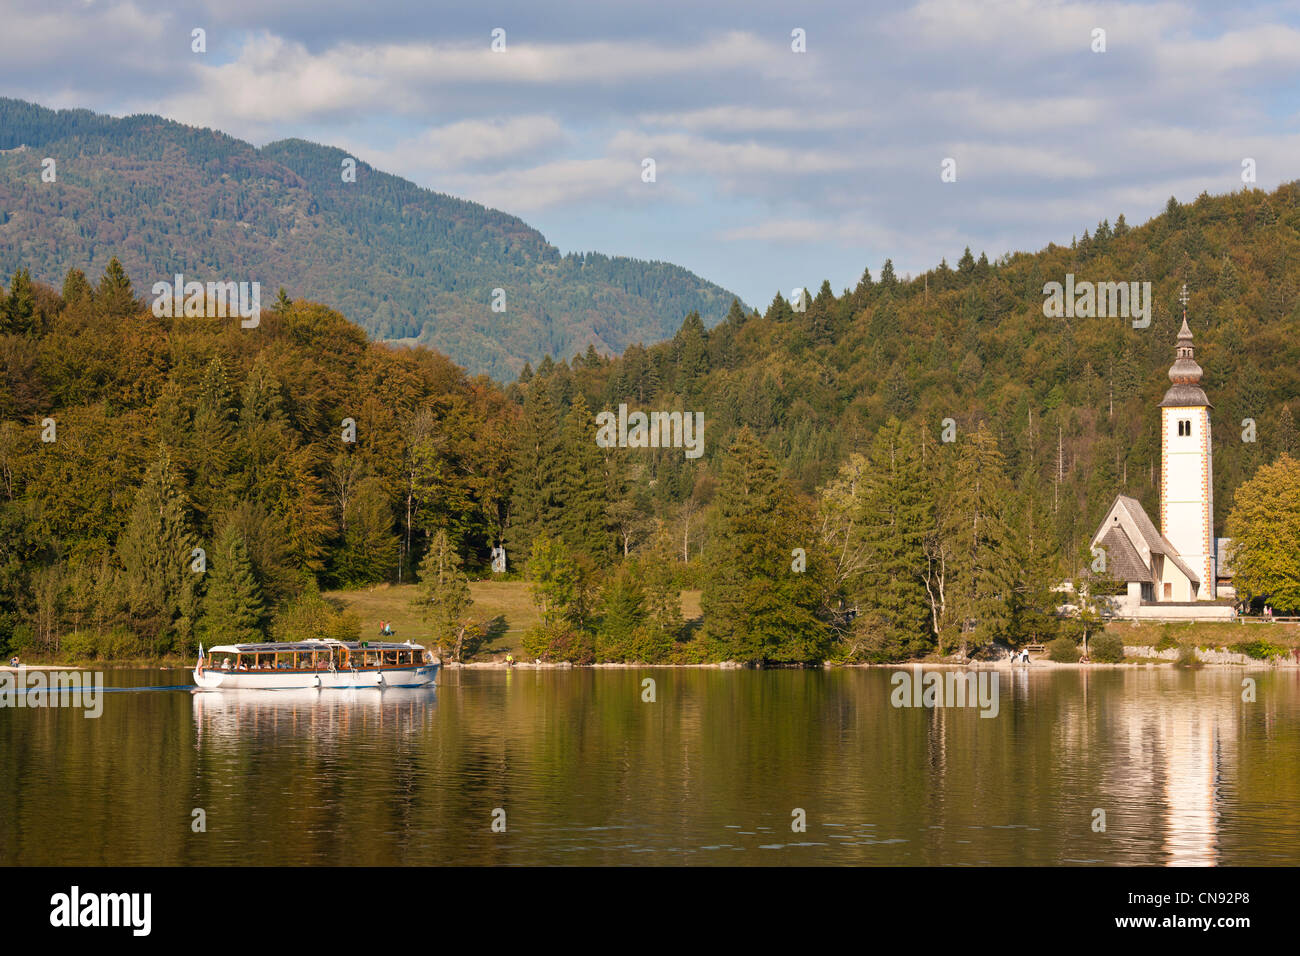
[436,157,640,212]
[636,106,868,133]
[371,116,568,174]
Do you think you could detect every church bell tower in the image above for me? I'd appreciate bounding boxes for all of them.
[1158,286,1214,599]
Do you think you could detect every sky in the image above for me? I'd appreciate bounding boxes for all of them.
[3,0,1299,308]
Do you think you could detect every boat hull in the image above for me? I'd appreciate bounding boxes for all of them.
[193,663,438,690]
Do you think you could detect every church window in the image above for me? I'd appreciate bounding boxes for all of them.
[1177,419,1191,436]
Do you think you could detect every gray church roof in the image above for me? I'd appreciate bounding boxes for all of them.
[1092,494,1201,586]
[1098,525,1149,580]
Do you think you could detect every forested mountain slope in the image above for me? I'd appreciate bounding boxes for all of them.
[0,98,739,379]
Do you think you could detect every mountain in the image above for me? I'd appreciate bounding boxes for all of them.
[0,97,741,379]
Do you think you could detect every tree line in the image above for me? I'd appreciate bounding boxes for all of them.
[4,181,1300,662]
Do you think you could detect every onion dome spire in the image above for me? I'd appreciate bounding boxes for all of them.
[1159,284,1211,407]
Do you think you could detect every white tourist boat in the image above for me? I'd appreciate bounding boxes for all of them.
[193,639,438,690]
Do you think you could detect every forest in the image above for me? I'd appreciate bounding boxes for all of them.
[2,181,1299,664]
[0,97,739,379]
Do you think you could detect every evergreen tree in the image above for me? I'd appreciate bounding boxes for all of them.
[414,528,478,661]
[522,536,594,662]
[334,477,399,585]
[236,354,291,500]
[595,564,648,661]
[672,311,710,399]
[116,448,199,655]
[557,394,610,557]
[61,268,92,307]
[505,386,564,558]
[702,428,827,662]
[942,425,1017,657]
[853,266,874,301]
[96,257,137,317]
[200,521,265,644]
[188,356,237,530]
[1275,404,1298,461]
[2,269,35,334]
[957,246,976,279]
[724,297,747,328]
[852,419,934,660]
[879,258,898,291]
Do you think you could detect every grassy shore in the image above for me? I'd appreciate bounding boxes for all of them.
[324,580,704,660]
[1103,619,1300,648]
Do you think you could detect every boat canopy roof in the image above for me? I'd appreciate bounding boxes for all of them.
[205,640,425,654]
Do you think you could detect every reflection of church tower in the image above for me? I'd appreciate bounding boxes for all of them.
[1159,290,1214,599]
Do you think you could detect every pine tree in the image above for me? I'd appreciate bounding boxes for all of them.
[96,257,137,317]
[414,529,477,661]
[557,394,610,557]
[852,419,934,660]
[236,354,290,500]
[853,266,874,302]
[958,246,976,279]
[672,312,710,399]
[505,386,564,559]
[334,477,399,585]
[702,428,826,662]
[200,522,266,644]
[942,425,1017,657]
[724,297,747,328]
[522,536,594,661]
[2,269,35,334]
[61,268,92,307]
[188,356,237,530]
[1276,404,1298,461]
[117,448,200,655]
[879,258,898,291]
[595,564,648,661]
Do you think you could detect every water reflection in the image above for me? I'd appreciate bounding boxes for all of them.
[3,667,1299,866]
[192,687,439,745]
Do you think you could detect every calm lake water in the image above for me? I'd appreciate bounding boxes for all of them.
[4,666,1300,866]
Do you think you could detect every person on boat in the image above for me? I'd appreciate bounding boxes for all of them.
[8,656,18,667]
[221,658,231,671]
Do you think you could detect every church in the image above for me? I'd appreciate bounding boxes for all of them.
[1089,302,1236,620]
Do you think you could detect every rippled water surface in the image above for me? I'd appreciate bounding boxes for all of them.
[4,666,1299,865]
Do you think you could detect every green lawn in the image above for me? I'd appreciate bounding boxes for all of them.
[324,580,703,660]
[1105,619,1300,648]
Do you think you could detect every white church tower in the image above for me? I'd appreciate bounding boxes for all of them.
[1158,288,1214,599]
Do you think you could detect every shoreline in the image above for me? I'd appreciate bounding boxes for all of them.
[9,647,1297,672]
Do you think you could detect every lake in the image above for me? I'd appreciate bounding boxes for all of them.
[4,666,1299,865]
